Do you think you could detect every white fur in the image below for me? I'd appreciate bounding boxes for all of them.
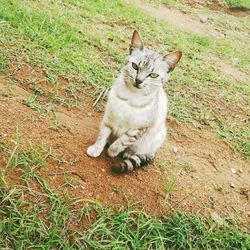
[86,32,181,162]
[87,72,168,158]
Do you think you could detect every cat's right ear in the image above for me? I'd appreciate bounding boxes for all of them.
[163,51,182,72]
[129,30,143,55]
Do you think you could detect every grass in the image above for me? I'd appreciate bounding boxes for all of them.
[1,186,249,249]
[0,131,249,248]
[1,0,249,156]
[0,0,250,248]
[226,0,250,8]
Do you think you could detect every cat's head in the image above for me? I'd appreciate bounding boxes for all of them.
[124,30,182,92]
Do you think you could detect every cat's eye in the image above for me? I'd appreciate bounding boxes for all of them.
[148,73,159,78]
[132,62,139,71]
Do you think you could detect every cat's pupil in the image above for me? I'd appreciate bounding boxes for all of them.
[132,62,139,71]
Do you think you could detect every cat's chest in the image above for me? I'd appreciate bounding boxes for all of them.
[106,95,154,132]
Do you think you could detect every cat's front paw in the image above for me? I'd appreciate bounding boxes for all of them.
[86,145,102,158]
[107,146,120,158]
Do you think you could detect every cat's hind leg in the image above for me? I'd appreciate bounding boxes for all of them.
[112,154,154,173]
[87,125,111,158]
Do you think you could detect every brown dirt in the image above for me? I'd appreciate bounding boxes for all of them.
[0,64,250,226]
[182,0,250,17]
[128,0,219,37]
[219,60,248,82]
[126,0,249,40]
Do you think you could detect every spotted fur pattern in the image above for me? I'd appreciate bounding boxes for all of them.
[87,31,182,173]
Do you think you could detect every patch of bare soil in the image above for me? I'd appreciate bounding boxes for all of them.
[219,60,248,82]
[227,7,250,17]
[182,0,250,17]
[125,0,226,37]
[0,65,249,226]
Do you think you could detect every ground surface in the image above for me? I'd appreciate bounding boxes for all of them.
[0,62,249,221]
[0,0,249,248]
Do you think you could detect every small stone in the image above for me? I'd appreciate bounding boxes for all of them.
[87,112,92,117]
[211,212,226,226]
[172,146,178,154]
[239,168,243,173]
[231,57,239,65]
[230,183,235,188]
[199,15,209,23]
[231,168,237,174]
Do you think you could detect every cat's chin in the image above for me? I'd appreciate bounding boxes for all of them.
[133,85,143,89]
[132,83,144,90]
[125,80,144,90]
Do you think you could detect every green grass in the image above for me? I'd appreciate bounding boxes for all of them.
[226,0,250,8]
[1,186,249,249]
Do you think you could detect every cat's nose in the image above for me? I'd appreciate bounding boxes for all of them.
[135,78,143,85]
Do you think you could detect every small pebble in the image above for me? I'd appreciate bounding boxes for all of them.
[231,57,239,65]
[172,146,178,154]
[87,112,92,117]
[230,183,235,188]
[239,168,243,173]
[231,168,237,174]
[199,15,209,23]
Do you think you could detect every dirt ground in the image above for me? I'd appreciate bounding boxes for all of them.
[182,0,250,17]
[0,59,249,226]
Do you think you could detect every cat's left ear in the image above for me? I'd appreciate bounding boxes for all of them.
[129,30,144,54]
[163,51,182,72]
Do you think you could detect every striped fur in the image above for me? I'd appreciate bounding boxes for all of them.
[87,31,182,173]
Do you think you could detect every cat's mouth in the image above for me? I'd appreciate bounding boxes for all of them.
[133,82,143,89]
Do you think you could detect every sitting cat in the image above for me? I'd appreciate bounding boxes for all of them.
[87,30,182,173]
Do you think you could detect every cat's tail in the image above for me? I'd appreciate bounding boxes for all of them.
[111,154,154,173]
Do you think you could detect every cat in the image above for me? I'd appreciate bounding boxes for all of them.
[87,30,182,173]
